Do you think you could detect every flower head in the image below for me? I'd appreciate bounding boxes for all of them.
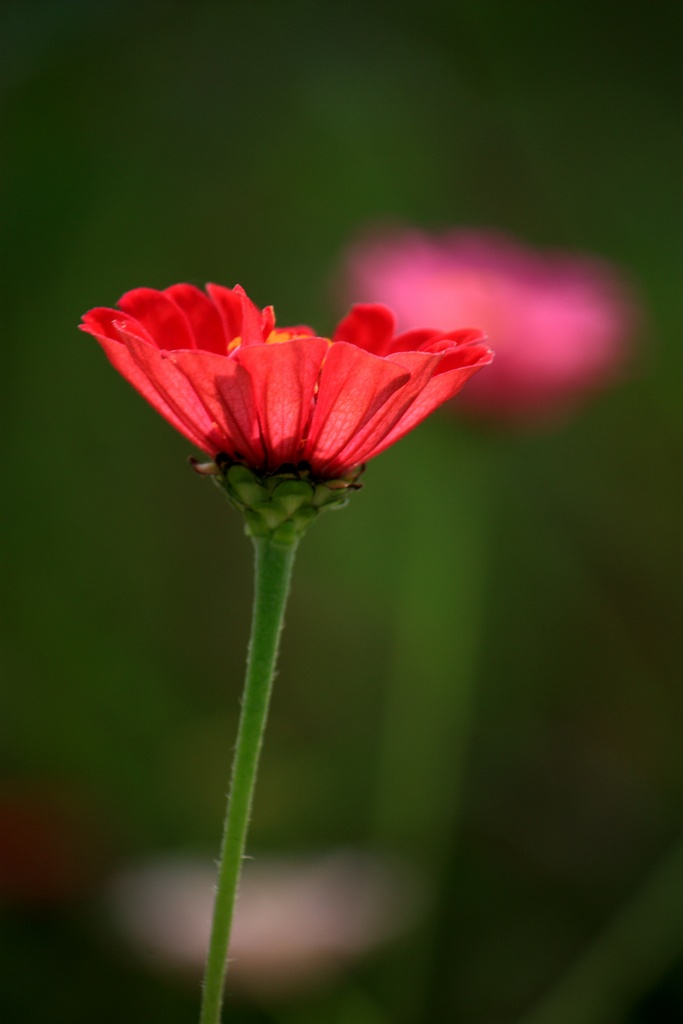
[340,228,637,425]
[81,284,491,523]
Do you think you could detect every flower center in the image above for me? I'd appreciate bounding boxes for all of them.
[227,328,331,354]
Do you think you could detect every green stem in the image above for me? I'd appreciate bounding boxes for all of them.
[199,535,299,1024]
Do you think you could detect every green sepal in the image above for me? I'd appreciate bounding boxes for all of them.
[210,456,364,541]
[270,480,315,516]
[226,465,269,506]
[242,509,271,539]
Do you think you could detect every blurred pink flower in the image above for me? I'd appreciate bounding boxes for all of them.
[340,228,639,425]
[107,851,424,998]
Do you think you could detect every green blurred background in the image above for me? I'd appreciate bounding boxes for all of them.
[2,1,683,1021]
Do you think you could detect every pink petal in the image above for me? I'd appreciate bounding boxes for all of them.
[117,288,195,351]
[332,304,397,356]
[234,337,330,468]
[304,342,410,470]
[163,284,227,354]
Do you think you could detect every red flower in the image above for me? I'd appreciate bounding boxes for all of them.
[81,284,491,478]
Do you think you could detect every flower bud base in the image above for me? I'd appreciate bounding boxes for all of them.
[195,455,364,544]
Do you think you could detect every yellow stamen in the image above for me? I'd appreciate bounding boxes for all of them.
[266,328,313,344]
[227,329,332,352]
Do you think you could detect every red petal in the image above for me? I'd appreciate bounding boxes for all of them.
[234,337,330,468]
[82,306,154,346]
[304,342,410,470]
[388,327,443,353]
[323,349,444,475]
[164,284,227,354]
[117,288,195,351]
[418,327,489,355]
[359,342,493,463]
[168,349,264,466]
[81,310,215,451]
[332,304,397,356]
[261,305,276,336]
[234,284,267,347]
[206,284,244,343]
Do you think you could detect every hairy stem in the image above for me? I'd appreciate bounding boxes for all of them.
[200,536,299,1024]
